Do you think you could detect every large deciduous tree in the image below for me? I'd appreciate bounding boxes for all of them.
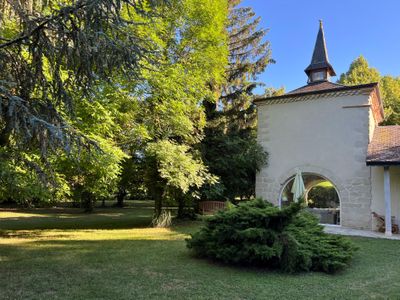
[339,55,400,125]
[339,56,380,85]
[135,0,229,220]
[0,0,229,214]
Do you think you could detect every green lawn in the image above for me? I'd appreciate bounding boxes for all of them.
[1,201,400,299]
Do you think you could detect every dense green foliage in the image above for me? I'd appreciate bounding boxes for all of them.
[307,184,339,209]
[0,0,229,214]
[136,0,228,219]
[187,199,356,273]
[339,55,400,125]
[0,0,161,206]
[201,134,267,200]
[200,0,270,201]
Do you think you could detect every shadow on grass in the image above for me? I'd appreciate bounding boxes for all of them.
[0,238,197,299]
[0,229,74,239]
[0,207,154,230]
[2,236,400,299]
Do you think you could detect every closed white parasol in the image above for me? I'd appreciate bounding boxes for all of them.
[291,169,305,202]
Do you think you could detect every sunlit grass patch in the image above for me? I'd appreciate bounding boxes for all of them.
[0,228,189,245]
[1,203,400,299]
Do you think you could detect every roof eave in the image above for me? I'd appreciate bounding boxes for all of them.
[254,82,379,105]
[304,63,336,77]
[372,84,385,122]
[366,161,400,166]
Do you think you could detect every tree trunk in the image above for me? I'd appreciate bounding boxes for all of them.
[116,187,127,207]
[82,190,94,213]
[154,196,163,219]
[177,195,185,219]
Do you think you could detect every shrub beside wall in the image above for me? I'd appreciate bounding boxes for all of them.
[186,199,356,273]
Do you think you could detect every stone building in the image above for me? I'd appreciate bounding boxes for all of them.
[255,21,400,235]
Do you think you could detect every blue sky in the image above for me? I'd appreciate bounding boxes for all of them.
[241,0,400,94]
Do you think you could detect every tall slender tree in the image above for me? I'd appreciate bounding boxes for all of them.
[111,0,229,220]
[221,0,273,131]
[201,0,271,201]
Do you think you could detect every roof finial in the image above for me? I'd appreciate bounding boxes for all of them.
[304,20,336,83]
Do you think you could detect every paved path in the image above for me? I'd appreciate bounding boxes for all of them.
[324,225,400,240]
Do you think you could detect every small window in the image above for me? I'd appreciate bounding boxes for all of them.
[312,71,325,81]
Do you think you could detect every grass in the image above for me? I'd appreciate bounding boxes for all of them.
[0,200,155,230]
[1,201,400,299]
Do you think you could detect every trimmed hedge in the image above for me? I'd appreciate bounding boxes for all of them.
[186,199,356,273]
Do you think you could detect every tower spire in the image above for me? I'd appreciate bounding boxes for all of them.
[305,20,336,83]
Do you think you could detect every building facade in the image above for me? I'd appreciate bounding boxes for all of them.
[255,22,400,234]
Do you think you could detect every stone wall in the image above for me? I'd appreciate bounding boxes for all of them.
[256,93,374,229]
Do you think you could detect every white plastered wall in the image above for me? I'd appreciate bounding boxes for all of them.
[256,93,373,229]
[371,167,400,229]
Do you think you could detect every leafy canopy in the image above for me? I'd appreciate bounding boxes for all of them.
[339,55,400,125]
[0,0,230,209]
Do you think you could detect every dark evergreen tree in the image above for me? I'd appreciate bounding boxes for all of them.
[201,0,272,201]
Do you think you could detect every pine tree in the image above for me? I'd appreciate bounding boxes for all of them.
[219,0,273,132]
[201,0,271,201]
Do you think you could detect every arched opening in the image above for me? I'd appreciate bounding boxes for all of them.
[279,173,340,225]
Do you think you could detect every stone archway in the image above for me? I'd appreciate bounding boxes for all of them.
[277,166,346,225]
[279,173,341,225]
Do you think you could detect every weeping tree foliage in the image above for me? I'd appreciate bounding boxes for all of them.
[0,0,230,213]
[0,0,161,154]
[201,0,270,201]
[0,0,164,206]
[339,55,400,125]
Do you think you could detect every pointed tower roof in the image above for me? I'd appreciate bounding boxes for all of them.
[305,20,336,78]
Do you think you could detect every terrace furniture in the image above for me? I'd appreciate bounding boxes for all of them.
[372,212,399,234]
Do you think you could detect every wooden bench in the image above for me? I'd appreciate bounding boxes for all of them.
[372,212,399,234]
[199,201,226,215]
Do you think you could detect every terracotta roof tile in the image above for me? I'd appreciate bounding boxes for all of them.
[254,82,379,104]
[367,126,400,165]
[287,81,345,95]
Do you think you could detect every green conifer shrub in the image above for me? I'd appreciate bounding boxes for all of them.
[186,199,357,273]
